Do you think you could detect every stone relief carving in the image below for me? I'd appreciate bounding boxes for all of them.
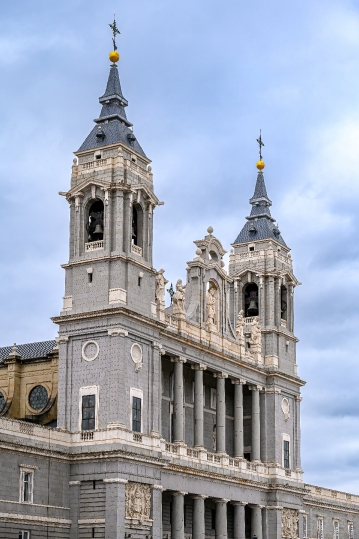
[282,508,299,539]
[172,279,186,315]
[250,319,262,351]
[131,343,143,373]
[125,482,152,522]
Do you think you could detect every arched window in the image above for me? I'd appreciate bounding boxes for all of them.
[244,283,259,317]
[87,200,104,243]
[281,285,288,321]
[132,203,143,248]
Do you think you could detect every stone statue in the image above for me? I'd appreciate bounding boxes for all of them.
[172,279,186,315]
[206,286,217,331]
[250,319,262,349]
[155,269,168,308]
[125,482,152,523]
[236,310,245,342]
[282,508,299,538]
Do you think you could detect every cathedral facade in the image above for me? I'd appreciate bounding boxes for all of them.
[0,44,358,539]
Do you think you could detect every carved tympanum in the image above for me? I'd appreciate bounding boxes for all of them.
[125,482,151,522]
[282,508,299,539]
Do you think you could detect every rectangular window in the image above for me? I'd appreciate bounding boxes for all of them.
[303,515,307,538]
[334,521,339,539]
[211,508,216,530]
[132,396,142,432]
[284,440,290,469]
[82,394,96,431]
[317,518,324,539]
[348,522,354,539]
[19,532,30,539]
[20,469,33,503]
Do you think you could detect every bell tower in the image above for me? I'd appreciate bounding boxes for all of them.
[60,27,163,320]
[228,150,300,375]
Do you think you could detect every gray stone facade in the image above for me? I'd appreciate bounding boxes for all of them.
[0,58,359,539]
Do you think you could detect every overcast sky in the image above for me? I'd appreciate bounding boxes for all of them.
[1,0,359,493]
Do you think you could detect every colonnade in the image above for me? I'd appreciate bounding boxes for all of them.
[164,490,264,539]
[171,358,261,461]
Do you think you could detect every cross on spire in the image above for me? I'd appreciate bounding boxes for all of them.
[256,130,264,161]
[109,15,121,51]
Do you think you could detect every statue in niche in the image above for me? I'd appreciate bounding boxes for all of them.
[250,319,262,350]
[206,286,217,332]
[172,279,186,315]
[155,269,168,309]
[125,482,151,523]
[282,508,299,538]
[236,310,245,342]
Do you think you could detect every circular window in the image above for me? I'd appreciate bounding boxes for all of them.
[82,341,100,362]
[0,392,5,412]
[29,385,48,411]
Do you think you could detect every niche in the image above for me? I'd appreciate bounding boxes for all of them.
[281,285,288,321]
[244,283,259,317]
[87,200,104,243]
[132,203,143,248]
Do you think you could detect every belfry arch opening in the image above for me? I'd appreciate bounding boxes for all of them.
[87,200,104,243]
[244,283,259,317]
[281,285,288,321]
[132,203,143,249]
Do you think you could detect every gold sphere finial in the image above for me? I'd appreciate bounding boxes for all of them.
[256,160,265,170]
[109,50,120,63]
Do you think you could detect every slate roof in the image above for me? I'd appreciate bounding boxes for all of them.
[234,171,287,246]
[0,340,56,363]
[78,63,146,157]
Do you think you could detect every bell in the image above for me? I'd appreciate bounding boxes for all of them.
[94,223,103,235]
[247,299,258,316]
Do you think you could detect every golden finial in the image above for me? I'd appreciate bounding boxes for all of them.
[109,15,121,63]
[256,130,265,170]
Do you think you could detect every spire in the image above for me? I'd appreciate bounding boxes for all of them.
[233,135,286,246]
[78,20,146,157]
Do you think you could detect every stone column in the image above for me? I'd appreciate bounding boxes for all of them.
[151,485,164,539]
[104,478,128,538]
[172,491,186,539]
[69,481,81,539]
[232,379,245,458]
[172,357,186,443]
[275,278,281,327]
[251,505,263,539]
[250,385,261,462]
[268,277,275,327]
[192,495,206,539]
[151,342,163,437]
[289,285,294,333]
[215,499,228,539]
[192,364,207,448]
[233,502,246,539]
[215,373,228,454]
[265,507,282,539]
[295,396,302,470]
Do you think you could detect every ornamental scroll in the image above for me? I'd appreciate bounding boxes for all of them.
[282,508,299,539]
[125,482,151,523]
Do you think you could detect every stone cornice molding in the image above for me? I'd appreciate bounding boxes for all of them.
[103,478,128,484]
[108,328,128,337]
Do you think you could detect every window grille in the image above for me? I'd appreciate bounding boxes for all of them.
[284,440,290,469]
[20,470,33,503]
[334,521,339,539]
[19,532,30,539]
[82,394,96,431]
[317,519,324,539]
[348,523,354,539]
[132,396,141,432]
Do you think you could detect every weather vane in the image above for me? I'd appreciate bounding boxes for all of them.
[109,15,121,51]
[256,130,264,161]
